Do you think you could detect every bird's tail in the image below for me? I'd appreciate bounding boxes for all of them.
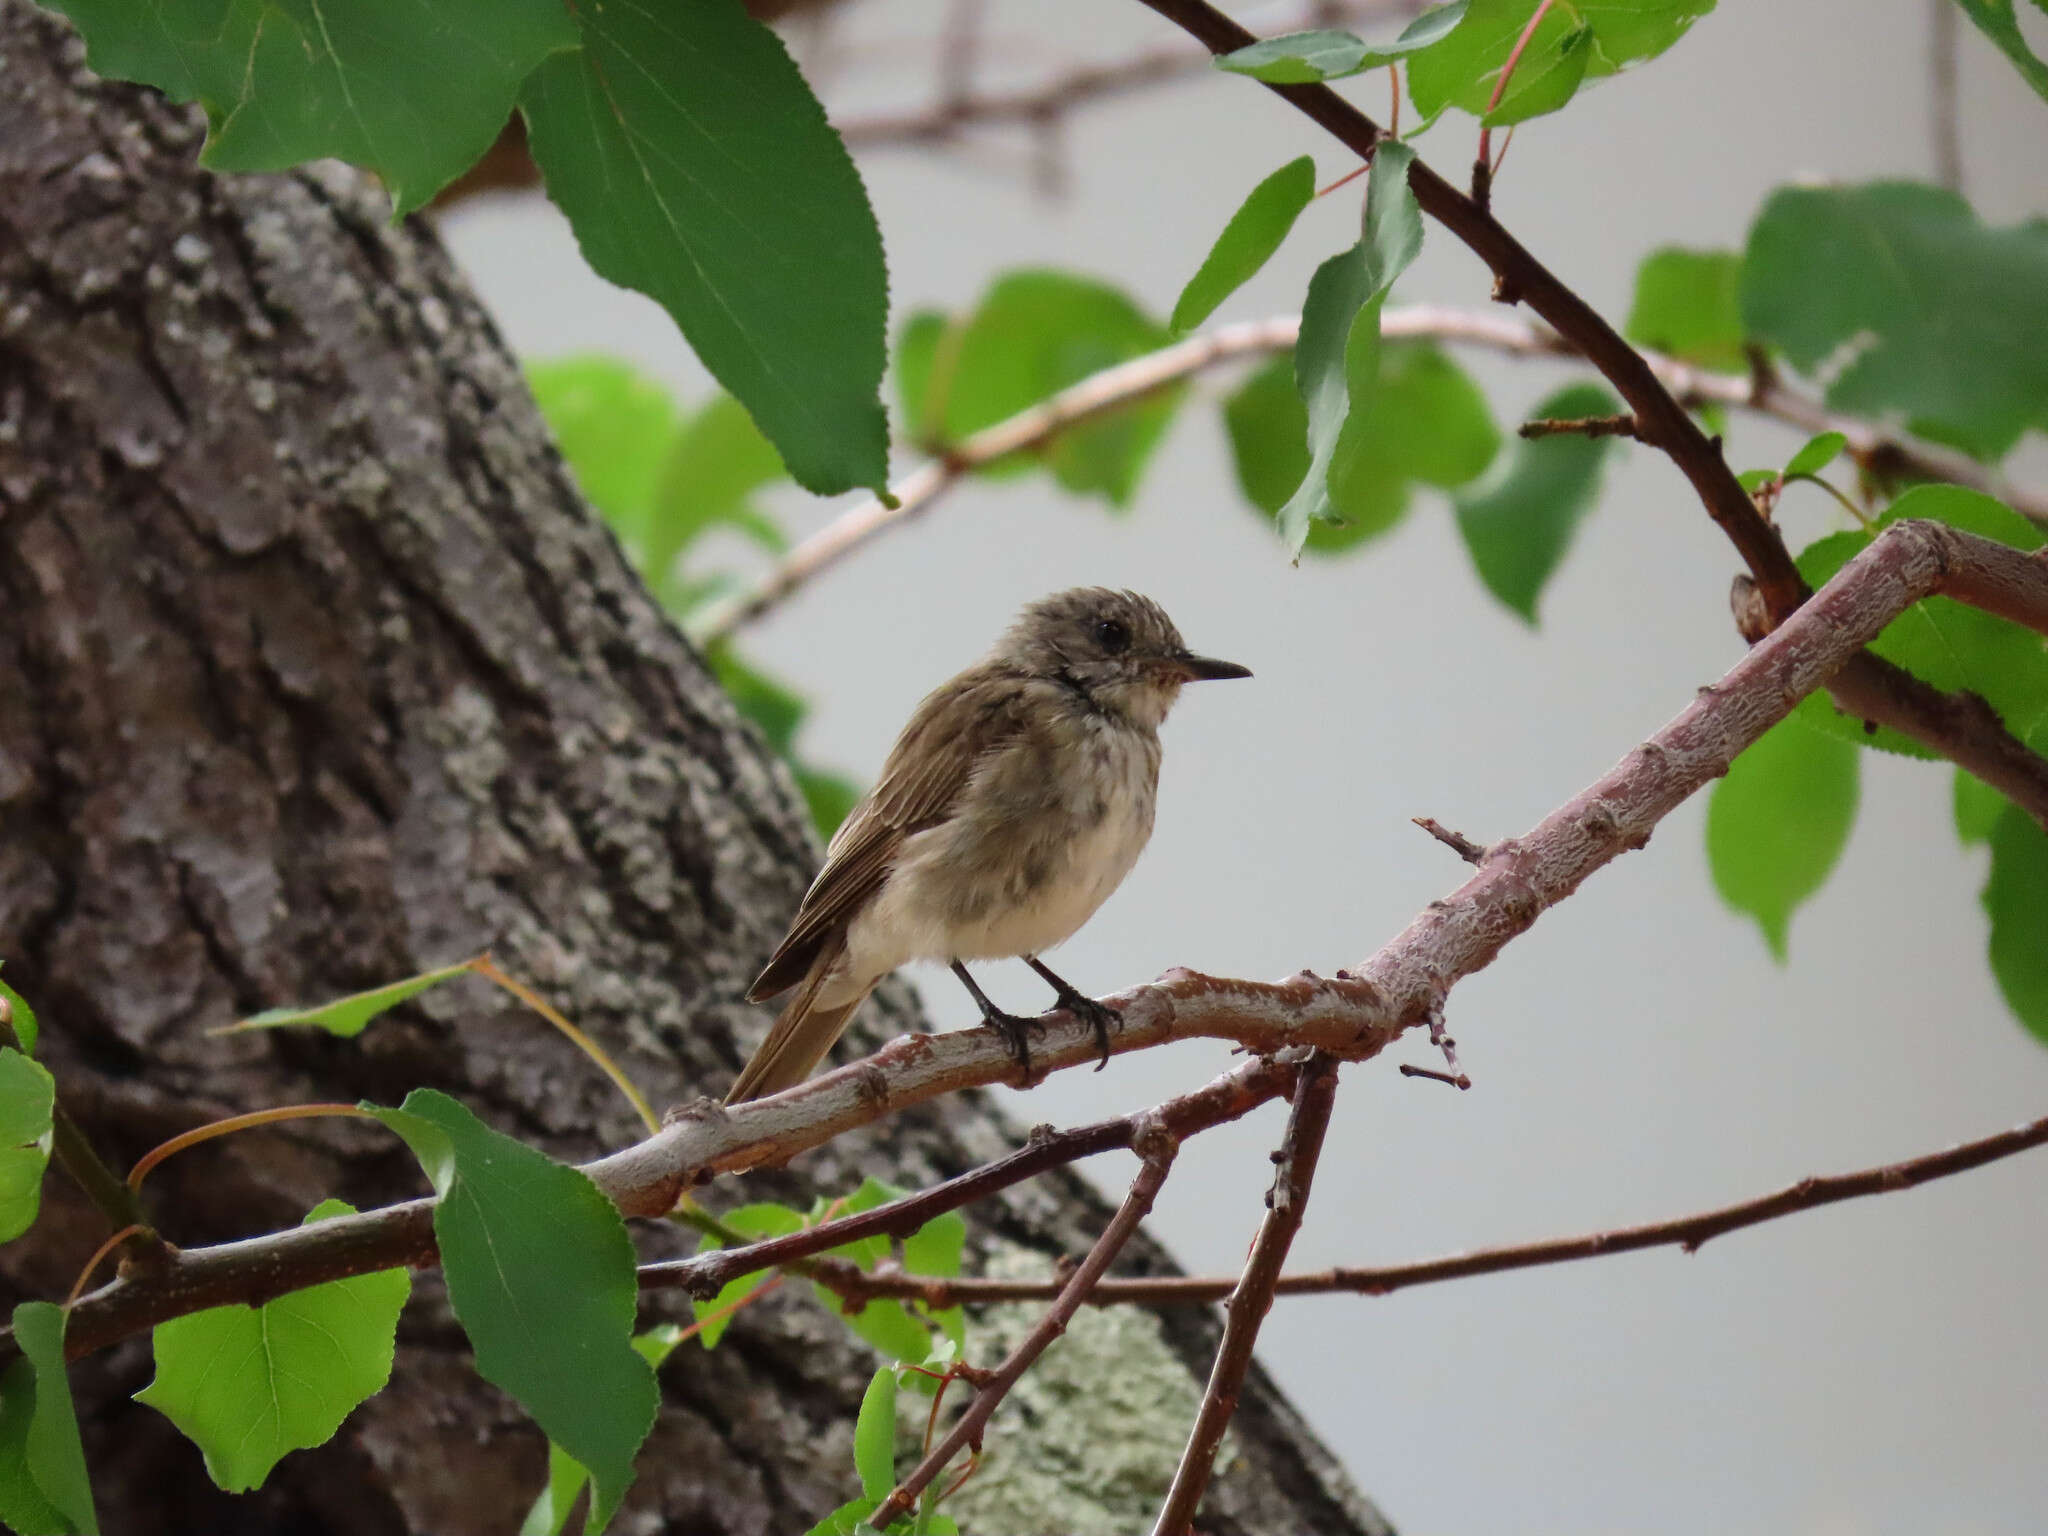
[726,949,876,1104]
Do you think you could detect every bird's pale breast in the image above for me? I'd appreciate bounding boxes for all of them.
[841,705,1160,980]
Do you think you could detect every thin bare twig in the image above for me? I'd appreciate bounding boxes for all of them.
[869,1125,1185,1529]
[29,521,2048,1365]
[1411,816,1487,864]
[818,1106,2048,1309]
[1929,0,1964,194]
[1153,1052,1341,1536]
[1520,411,1644,442]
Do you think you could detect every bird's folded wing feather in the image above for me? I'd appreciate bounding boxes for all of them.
[747,670,1028,1001]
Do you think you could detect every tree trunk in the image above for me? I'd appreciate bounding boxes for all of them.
[0,8,1392,1533]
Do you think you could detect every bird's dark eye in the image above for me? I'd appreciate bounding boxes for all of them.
[1093,617,1131,654]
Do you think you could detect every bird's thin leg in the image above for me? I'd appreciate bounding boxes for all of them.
[950,961,1041,1083]
[1025,957,1120,1071]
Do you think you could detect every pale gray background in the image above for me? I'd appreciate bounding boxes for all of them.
[442,3,2048,1531]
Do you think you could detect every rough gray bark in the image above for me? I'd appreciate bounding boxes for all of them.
[0,7,1393,1534]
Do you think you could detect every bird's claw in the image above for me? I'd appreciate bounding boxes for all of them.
[977,1004,1044,1084]
[1055,991,1122,1071]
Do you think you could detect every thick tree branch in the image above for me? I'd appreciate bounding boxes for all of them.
[701,305,2048,645]
[804,1107,2048,1308]
[1154,1052,1341,1536]
[34,522,2048,1364]
[869,1129,1182,1529]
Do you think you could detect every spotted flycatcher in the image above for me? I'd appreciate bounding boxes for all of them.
[726,587,1250,1103]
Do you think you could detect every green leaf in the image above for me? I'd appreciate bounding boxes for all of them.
[0,1050,54,1243]
[1706,719,1860,960]
[520,1440,591,1536]
[1214,3,1471,82]
[1321,340,1501,554]
[0,1303,96,1536]
[690,1202,805,1349]
[803,1499,883,1536]
[228,961,475,1038]
[1408,0,1716,127]
[1984,805,2048,1042]
[0,970,38,1055]
[812,1289,935,1364]
[521,1326,687,1536]
[528,355,680,555]
[647,395,788,585]
[1790,486,2048,758]
[1277,141,1423,555]
[1952,0,2048,103]
[1784,431,1848,479]
[901,1211,966,1280]
[1223,355,1311,517]
[711,647,810,759]
[923,272,1180,506]
[521,0,890,498]
[367,1090,657,1530]
[1171,157,1317,334]
[1742,183,2048,459]
[1452,382,1622,621]
[894,310,953,445]
[1624,247,1746,371]
[796,768,863,842]
[1484,23,1592,125]
[44,0,575,216]
[1954,768,2010,846]
[854,1368,898,1500]
[135,1200,409,1493]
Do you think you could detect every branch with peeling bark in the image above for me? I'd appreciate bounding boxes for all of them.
[26,518,2046,1371]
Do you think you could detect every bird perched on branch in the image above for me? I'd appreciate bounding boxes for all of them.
[726,587,1250,1103]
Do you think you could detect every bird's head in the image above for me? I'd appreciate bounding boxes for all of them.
[997,587,1250,730]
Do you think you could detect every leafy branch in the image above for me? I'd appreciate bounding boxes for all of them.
[1132,0,2048,829]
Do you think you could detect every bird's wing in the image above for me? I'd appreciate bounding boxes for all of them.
[747,670,1026,1001]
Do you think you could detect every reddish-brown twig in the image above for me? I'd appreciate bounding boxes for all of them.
[645,1055,1296,1300]
[1473,0,1556,205]
[799,1106,2048,1310]
[868,1126,1185,1529]
[1153,1052,1341,1535]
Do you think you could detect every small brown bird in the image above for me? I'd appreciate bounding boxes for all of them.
[726,587,1250,1103]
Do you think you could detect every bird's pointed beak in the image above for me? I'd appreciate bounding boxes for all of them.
[1172,651,1252,682]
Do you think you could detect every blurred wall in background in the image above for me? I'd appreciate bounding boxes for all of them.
[443,4,2048,1531]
